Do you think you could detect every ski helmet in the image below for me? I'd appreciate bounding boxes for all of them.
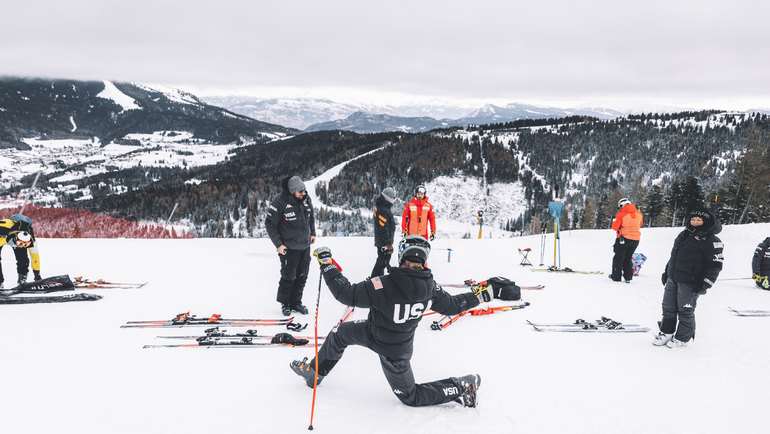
[617,198,631,209]
[415,185,426,196]
[398,235,431,265]
[14,231,32,248]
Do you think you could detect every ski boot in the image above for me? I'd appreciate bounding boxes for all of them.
[666,337,688,348]
[281,304,292,316]
[652,332,673,346]
[454,374,481,408]
[290,357,323,388]
[292,304,309,315]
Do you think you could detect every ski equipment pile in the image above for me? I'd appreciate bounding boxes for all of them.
[439,281,545,291]
[144,333,312,349]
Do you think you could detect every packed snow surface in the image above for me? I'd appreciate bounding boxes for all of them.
[96,80,141,112]
[2,223,768,433]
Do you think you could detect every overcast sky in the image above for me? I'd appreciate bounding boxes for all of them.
[1,0,769,110]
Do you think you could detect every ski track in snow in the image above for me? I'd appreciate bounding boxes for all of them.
[96,80,140,112]
[69,115,77,132]
[2,223,768,433]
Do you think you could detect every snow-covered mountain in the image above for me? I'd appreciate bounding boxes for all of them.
[0,78,295,149]
[304,111,451,133]
[206,96,624,133]
[455,103,624,125]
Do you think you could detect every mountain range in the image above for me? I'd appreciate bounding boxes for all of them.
[205,96,625,133]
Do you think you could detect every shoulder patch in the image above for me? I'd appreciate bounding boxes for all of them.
[370,276,384,290]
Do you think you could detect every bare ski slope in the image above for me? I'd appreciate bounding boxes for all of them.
[2,223,769,434]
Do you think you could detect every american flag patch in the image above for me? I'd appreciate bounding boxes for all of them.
[371,276,384,290]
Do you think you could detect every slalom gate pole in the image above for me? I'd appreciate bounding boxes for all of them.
[308,273,322,431]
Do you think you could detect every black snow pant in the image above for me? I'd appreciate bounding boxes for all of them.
[370,247,392,278]
[0,246,30,283]
[610,237,639,281]
[276,248,310,306]
[660,279,699,342]
[312,320,464,407]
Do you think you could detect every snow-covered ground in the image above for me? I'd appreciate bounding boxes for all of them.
[2,223,768,434]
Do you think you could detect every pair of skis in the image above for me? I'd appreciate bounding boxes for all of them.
[121,312,306,331]
[73,276,148,289]
[144,327,325,349]
[430,302,531,331]
[527,317,649,333]
[531,266,603,275]
[729,307,770,317]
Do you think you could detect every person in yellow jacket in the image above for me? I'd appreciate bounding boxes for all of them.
[610,198,643,283]
[0,214,42,287]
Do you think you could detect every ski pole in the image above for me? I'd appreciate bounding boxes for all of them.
[720,277,752,281]
[308,272,322,431]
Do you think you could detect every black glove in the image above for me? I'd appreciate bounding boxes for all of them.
[661,273,667,286]
[33,271,42,281]
[429,233,435,241]
[695,285,708,295]
[472,283,494,303]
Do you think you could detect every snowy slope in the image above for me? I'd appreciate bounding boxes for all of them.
[2,223,768,434]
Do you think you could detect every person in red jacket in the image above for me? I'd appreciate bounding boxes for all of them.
[610,197,643,282]
[401,185,437,240]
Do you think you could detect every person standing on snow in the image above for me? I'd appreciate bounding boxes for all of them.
[401,185,436,241]
[609,198,643,282]
[752,237,770,290]
[290,235,494,407]
[371,187,397,277]
[653,207,723,348]
[265,176,316,316]
[0,214,42,288]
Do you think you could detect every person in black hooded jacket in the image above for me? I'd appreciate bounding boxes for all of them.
[371,187,397,277]
[751,237,770,290]
[265,175,316,316]
[290,235,495,408]
[653,207,723,348]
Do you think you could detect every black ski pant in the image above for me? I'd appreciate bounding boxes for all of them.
[611,237,639,281]
[0,246,30,283]
[312,320,464,407]
[660,279,699,342]
[276,248,310,306]
[370,247,392,278]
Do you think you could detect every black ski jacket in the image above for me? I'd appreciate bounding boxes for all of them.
[664,212,724,291]
[373,195,396,248]
[321,265,479,359]
[265,177,316,250]
[752,237,770,276]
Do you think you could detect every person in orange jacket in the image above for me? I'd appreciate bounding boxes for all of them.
[610,197,643,282]
[401,185,437,241]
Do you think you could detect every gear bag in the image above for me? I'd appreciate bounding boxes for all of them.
[485,276,521,301]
